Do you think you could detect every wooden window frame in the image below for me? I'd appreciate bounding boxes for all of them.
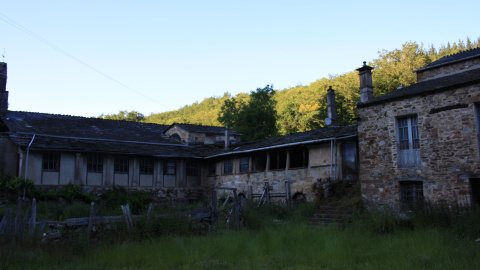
[87,154,103,173]
[139,158,154,175]
[114,156,129,174]
[224,159,233,175]
[42,152,60,172]
[163,160,176,175]
[397,115,421,167]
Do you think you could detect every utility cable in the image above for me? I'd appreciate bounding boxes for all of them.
[0,12,173,111]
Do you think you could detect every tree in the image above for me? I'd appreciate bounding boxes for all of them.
[371,42,430,96]
[218,85,278,141]
[99,110,145,122]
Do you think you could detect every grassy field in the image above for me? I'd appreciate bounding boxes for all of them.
[1,183,480,269]
[2,223,480,269]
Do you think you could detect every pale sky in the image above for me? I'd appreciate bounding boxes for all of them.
[1,0,479,117]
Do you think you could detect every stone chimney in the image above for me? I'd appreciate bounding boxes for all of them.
[225,126,229,150]
[0,62,8,111]
[326,86,338,126]
[356,61,374,103]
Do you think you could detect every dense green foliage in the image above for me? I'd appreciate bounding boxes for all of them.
[101,38,479,138]
[0,175,95,204]
[99,110,145,122]
[218,85,278,141]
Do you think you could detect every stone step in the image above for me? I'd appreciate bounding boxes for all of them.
[310,204,354,227]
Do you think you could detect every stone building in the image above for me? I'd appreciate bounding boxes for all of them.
[207,124,358,202]
[356,48,480,209]
[0,61,358,202]
[164,123,241,145]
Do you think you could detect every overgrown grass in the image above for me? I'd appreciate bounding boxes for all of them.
[2,224,479,269]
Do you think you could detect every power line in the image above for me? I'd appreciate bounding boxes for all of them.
[0,12,173,111]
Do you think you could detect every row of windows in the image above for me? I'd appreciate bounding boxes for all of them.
[42,154,198,176]
[218,146,310,175]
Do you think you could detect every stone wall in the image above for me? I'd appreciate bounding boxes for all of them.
[416,58,480,82]
[210,142,349,202]
[357,84,480,208]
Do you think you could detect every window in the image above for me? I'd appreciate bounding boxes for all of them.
[114,157,129,174]
[240,157,249,172]
[171,133,181,142]
[289,146,309,169]
[224,159,233,174]
[187,161,198,176]
[397,115,420,167]
[139,158,154,175]
[43,152,60,172]
[252,152,267,172]
[342,140,357,180]
[400,181,423,210]
[269,150,286,170]
[164,160,176,175]
[87,155,103,173]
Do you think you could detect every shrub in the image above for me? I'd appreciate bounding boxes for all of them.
[101,186,151,214]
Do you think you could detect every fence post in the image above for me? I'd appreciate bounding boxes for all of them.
[232,189,240,229]
[29,198,36,236]
[87,202,95,240]
[265,182,270,205]
[15,197,22,237]
[285,181,291,209]
[211,185,217,225]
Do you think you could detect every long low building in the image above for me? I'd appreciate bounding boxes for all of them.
[0,61,358,202]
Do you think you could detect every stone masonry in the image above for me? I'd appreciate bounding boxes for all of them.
[357,85,480,208]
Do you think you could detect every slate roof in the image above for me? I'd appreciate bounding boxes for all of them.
[0,111,202,158]
[1,111,358,158]
[206,124,358,158]
[357,68,480,108]
[415,47,480,73]
[2,111,173,143]
[164,123,241,135]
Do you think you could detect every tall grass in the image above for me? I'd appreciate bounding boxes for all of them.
[2,224,479,269]
[2,195,480,269]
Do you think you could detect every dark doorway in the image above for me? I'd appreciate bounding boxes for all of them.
[470,178,480,206]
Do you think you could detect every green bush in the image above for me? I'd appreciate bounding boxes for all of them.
[101,186,151,214]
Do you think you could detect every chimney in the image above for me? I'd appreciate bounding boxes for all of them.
[356,61,374,103]
[0,62,8,111]
[326,86,338,126]
[224,126,229,150]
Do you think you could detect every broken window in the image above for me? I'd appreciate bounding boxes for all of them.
[269,149,286,170]
[139,158,154,175]
[397,115,420,167]
[252,152,267,172]
[87,154,103,173]
[187,161,198,176]
[240,157,249,172]
[224,159,233,174]
[42,152,60,172]
[114,157,129,174]
[400,181,423,210]
[289,146,309,169]
[164,160,176,175]
[342,140,357,180]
